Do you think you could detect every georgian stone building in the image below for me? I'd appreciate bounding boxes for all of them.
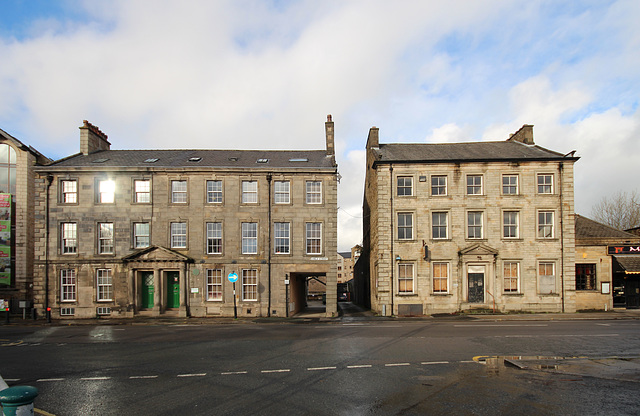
[361,125,580,316]
[32,118,338,319]
[0,128,50,311]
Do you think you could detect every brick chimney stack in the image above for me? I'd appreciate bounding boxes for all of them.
[325,114,335,156]
[80,120,111,155]
[508,124,535,145]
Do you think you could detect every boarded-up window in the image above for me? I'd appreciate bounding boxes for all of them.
[433,262,448,293]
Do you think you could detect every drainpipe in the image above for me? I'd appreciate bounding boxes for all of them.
[389,165,394,317]
[45,175,53,323]
[266,174,272,317]
[559,162,565,313]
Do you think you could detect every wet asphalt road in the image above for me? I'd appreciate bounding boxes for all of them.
[1,309,639,415]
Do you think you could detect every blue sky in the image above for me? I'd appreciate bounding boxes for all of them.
[0,0,638,250]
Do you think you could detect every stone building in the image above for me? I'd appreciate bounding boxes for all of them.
[575,214,640,310]
[32,118,338,319]
[337,245,360,284]
[0,128,50,311]
[361,124,580,316]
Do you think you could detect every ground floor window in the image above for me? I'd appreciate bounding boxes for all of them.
[576,263,597,290]
[538,262,556,294]
[61,269,77,301]
[398,263,414,293]
[503,262,519,293]
[206,269,222,301]
[96,269,113,301]
[242,269,258,301]
[433,262,448,293]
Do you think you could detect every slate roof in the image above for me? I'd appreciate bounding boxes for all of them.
[41,149,336,170]
[614,256,640,273]
[575,214,640,241]
[372,141,575,165]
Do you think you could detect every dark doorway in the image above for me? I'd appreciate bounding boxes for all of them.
[141,271,154,309]
[468,272,484,303]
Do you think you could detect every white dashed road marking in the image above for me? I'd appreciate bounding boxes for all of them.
[129,375,158,379]
[421,361,449,365]
[81,377,111,381]
[261,369,290,373]
[347,365,372,369]
[307,366,336,371]
[221,371,248,375]
[177,373,206,377]
[385,363,410,367]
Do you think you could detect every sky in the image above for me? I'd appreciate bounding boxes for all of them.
[0,0,639,251]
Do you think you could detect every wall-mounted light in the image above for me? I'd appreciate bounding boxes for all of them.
[395,255,401,261]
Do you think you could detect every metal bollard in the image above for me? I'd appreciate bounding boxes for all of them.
[0,386,38,416]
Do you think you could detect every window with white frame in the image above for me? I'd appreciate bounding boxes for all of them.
[466,175,483,195]
[60,269,76,301]
[96,268,113,301]
[467,211,483,239]
[274,181,290,204]
[171,222,187,248]
[242,222,258,254]
[502,174,518,195]
[431,175,447,196]
[61,180,77,203]
[134,179,151,203]
[503,211,519,238]
[206,180,223,203]
[242,181,258,203]
[274,222,290,254]
[503,262,519,293]
[305,181,322,204]
[397,213,413,240]
[171,180,187,203]
[432,212,448,239]
[206,269,223,301]
[398,263,414,293]
[306,222,322,254]
[537,174,553,194]
[61,222,77,254]
[538,211,554,238]
[98,222,114,254]
[433,262,449,293]
[242,269,258,301]
[538,262,556,294]
[206,222,223,254]
[133,222,150,248]
[98,179,115,203]
[397,176,413,196]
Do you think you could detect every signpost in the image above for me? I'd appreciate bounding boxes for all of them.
[228,271,238,319]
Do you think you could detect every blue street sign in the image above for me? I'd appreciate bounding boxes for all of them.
[228,272,238,283]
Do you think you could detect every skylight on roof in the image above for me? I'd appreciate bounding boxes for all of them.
[143,158,159,163]
[228,157,238,162]
[257,158,269,163]
[92,158,109,163]
[189,157,202,162]
[289,158,308,162]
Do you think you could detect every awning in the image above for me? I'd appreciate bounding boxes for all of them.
[613,256,640,274]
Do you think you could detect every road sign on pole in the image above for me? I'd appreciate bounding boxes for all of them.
[228,271,238,318]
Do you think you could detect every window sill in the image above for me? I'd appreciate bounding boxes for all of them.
[431,292,451,296]
[396,293,418,297]
[502,293,523,296]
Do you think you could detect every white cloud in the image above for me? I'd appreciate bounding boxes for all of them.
[1,0,639,251]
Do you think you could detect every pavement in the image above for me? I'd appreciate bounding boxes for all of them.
[1,302,639,326]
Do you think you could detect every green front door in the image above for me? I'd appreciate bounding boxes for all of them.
[167,271,180,309]
[141,272,154,309]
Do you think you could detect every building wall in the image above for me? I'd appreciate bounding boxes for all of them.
[365,157,577,315]
[33,168,338,318]
[574,244,613,311]
[0,139,40,308]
